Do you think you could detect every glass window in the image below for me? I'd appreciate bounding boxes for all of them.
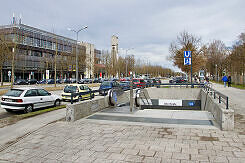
[79,85,84,90]
[24,89,38,97]
[5,89,23,97]
[64,85,78,93]
[84,85,89,90]
[38,89,49,96]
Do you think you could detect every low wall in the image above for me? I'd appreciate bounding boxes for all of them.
[147,88,201,100]
[201,90,234,131]
[66,96,110,122]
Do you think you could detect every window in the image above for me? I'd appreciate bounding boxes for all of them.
[79,85,84,90]
[38,89,49,96]
[5,89,23,97]
[24,89,38,97]
[84,85,90,90]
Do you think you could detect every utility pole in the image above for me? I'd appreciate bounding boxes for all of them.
[54,38,57,87]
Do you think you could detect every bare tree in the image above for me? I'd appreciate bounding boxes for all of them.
[169,31,205,76]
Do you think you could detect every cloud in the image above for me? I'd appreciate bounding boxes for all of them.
[1,0,245,71]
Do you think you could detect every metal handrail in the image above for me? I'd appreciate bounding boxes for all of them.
[203,85,229,109]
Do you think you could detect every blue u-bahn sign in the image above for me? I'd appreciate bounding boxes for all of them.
[184,51,192,58]
[184,51,192,65]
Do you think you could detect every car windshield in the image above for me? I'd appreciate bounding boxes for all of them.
[101,82,111,87]
[64,86,77,93]
[5,89,24,97]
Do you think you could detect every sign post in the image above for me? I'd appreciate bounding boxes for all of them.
[130,71,133,112]
[184,51,193,88]
[8,71,11,82]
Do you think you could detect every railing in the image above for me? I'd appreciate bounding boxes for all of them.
[202,85,229,109]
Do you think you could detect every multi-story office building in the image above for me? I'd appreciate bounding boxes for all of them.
[0,22,87,81]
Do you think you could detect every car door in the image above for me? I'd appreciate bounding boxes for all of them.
[83,85,91,98]
[24,89,41,109]
[37,89,54,107]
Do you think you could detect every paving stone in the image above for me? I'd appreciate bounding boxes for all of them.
[90,151,111,159]
[107,153,126,161]
[198,149,216,156]
[172,153,189,160]
[234,151,245,158]
[106,147,124,153]
[93,158,114,163]
[227,157,245,163]
[121,149,139,155]
[143,156,161,163]
[139,149,156,157]
[181,148,198,154]
[190,154,209,162]
[154,151,172,159]
[209,156,229,163]
[160,158,181,163]
[124,154,144,162]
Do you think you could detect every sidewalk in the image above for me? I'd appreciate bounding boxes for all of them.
[0,84,245,162]
[210,82,245,133]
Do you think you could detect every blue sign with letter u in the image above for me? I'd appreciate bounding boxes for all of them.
[184,51,192,58]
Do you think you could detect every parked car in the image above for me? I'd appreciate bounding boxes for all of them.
[93,78,99,83]
[63,79,71,84]
[47,79,55,84]
[70,79,77,83]
[56,79,63,84]
[37,79,47,84]
[1,88,61,113]
[14,79,28,85]
[119,81,131,91]
[61,84,94,101]
[99,81,121,96]
[27,79,37,85]
[132,79,146,88]
[77,79,85,84]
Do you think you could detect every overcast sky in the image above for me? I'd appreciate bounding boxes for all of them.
[1,0,245,71]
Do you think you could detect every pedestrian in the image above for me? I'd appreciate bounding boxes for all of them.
[228,76,231,87]
[222,75,228,87]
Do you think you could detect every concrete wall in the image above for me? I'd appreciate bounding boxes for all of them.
[66,96,109,122]
[201,90,234,131]
[146,88,201,100]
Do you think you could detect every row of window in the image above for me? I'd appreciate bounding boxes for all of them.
[6,34,73,52]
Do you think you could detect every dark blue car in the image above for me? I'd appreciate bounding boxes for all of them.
[99,81,121,96]
[119,81,131,91]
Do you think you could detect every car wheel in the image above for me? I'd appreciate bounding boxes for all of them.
[78,96,82,102]
[5,109,13,112]
[24,105,33,113]
[54,100,61,106]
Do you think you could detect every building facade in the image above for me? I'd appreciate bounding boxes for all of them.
[0,23,90,81]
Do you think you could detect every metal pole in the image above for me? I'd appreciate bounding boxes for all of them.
[130,73,133,112]
[54,38,57,87]
[216,64,218,82]
[191,52,193,88]
[76,32,78,82]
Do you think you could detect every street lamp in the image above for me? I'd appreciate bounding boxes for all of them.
[125,48,133,77]
[68,26,88,82]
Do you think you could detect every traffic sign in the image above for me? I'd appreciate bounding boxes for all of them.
[46,70,49,79]
[8,71,11,77]
[184,58,191,65]
[184,51,191,58]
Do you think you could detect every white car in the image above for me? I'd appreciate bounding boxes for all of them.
[1,87,61,113]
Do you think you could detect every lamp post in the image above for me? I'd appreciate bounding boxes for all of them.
[216,64,218,82]
[125,48,133,77]
[68,26,88,82]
